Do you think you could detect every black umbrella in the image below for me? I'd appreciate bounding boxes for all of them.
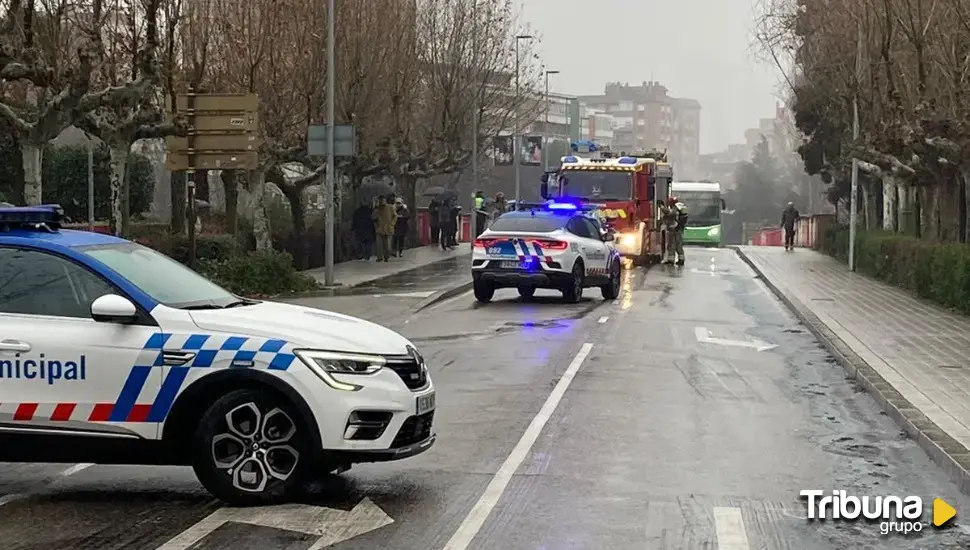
[357,181,394,202]
[435,189,458,202]
[422,186,447,198]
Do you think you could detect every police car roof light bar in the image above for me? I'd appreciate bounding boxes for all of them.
[0,204,65,231]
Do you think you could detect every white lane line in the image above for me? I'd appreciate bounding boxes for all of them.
[713,506,750,550]
[59,463,94,477]
[598,316,608,323]
[442,343,594,550]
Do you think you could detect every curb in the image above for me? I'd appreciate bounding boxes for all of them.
[734,248,970,496]
[413,281,474,312]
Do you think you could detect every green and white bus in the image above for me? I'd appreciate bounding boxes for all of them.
[671,181,727,246]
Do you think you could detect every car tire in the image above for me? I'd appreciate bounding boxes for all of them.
[601,261,620,300]
[517,286,536,299]
[474,280,495,303]
[562,262,584,303]
[192,388,310,506]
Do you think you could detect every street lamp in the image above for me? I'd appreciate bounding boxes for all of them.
[543,70,559,172]
[514,34,533,205]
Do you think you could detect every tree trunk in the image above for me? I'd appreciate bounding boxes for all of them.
[248,169,272,250]
[282,184,308,269]
[861,183,871,229]
[899,183,916,235]
[108,143,129,236]
[882,176,897,231]
[171,171,186,234]
[962,170,970,243]
[939,176,962,243]
[224,170,240,234]
[919,185,939,241]
[21,143,43,205]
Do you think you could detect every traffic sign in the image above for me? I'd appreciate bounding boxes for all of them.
[165,93,258,112]
[308,124,356,157]
[165,151,259,171]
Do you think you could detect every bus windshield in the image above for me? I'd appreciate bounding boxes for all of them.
[677,191,721,227]
[559,170,633,200]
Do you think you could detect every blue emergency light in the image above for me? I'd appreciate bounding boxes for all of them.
[617,156,637,164]
[546,201,577,211]
[0,204,65,230]
[562,156,579,163]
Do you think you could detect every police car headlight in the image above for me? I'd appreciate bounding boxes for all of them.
[707,227,720,237]
[295,350,386,392]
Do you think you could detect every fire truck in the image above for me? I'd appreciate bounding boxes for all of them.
[539,148,674,265]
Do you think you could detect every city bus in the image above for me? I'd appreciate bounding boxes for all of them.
[671,181,727,246]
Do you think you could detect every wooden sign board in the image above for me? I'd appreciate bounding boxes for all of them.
[166,151,259,171]
[165,93,259,113]
[166,134,260,152]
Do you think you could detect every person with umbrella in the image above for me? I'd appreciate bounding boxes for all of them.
[393,197,410,257]
[351,197,375,260]
[437,195,455,250]
[428,198,441,247]
[372,194,398,261]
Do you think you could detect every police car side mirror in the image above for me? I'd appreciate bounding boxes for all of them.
[91,294,138,324]
[602,232,615,242]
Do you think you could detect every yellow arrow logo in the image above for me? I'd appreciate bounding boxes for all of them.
[934,498,956,527]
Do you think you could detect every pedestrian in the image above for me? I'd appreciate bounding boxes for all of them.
[372,195,397,262]
[428,199,441,246]
[781,201,801,251]
[393,198,410,257]
[449,202,461,247]
[438,198,454,250]
[493,191,507,219]
[473,190,487,237]
[351,198,375,260]
[660,195,688,266]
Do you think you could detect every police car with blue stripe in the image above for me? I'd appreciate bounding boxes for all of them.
[0,205,435,505]
[472,200,621,302]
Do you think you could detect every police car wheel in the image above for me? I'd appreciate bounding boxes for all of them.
[192,388,309,506]
[562,263,584,303]
[473,280,494,303]
[517,286,536,299]
[601,262,620,300]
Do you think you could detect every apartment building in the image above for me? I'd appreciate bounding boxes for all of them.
[578,81,701,177]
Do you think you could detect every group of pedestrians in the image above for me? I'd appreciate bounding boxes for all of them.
[428,198,462,250]
[351,195,410,262]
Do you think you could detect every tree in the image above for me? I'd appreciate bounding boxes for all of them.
[733,136,785,226]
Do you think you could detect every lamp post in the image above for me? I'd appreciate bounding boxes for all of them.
[543,69,559,171]
[324,0,336,286]
[513,34,533,205]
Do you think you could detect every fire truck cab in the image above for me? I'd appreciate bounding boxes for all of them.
[540,150,674,266]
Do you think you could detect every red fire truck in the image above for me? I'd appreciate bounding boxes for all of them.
[540,150,674,265]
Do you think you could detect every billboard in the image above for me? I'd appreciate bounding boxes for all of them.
[492,136,513,165]
[522,136,542,165]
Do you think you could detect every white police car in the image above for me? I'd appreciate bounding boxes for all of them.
[472,200,621,303]
[0,205,435,505]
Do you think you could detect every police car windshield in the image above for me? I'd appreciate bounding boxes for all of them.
[79,243,240,309]
[489,214,565,233]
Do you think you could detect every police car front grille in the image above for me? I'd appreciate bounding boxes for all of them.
[392,411,434,448]
[384,356,427,390]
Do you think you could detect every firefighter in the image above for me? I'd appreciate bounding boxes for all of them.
[661,196,688,266]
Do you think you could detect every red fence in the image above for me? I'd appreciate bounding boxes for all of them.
[415,208,472,245]
[64,222,111,234]
[748,214,835,250]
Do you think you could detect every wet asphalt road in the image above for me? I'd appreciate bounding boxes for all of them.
[3,248,970,549]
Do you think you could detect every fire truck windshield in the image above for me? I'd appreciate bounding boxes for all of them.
[559,170,632,200]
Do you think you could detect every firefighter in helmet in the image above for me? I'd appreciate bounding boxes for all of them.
[660,195,688,265]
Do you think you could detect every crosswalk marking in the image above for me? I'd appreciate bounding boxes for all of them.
[713,506,750,550]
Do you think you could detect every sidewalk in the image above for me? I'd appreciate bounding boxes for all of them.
[737,246,970,494]
[302,244,471,288]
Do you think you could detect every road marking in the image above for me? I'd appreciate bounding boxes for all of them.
[598,316,608,323]
[442,343,594,550]
[154,498,393,550]
[59,463,93,477]
[713,506,750,550]
[694,327,776,352]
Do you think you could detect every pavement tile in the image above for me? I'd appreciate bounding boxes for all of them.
[737,245,970,491]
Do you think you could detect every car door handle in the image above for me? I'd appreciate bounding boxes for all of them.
[0,339,31,353]
[161,350,196,366]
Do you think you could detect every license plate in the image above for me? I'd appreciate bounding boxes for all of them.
[499,261,519,269]
[416,392,435,415]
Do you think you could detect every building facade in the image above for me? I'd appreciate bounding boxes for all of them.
[578,81,701,177]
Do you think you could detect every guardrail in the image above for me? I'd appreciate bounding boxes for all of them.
[748,214,835,250]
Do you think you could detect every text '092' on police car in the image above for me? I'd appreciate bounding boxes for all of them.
[471,200,622,303]
[0,205,435,506]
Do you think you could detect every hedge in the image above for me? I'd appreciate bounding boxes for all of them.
[824,225,970,314]
[199,249,320,297]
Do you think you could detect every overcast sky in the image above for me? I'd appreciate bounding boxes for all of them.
[518,0,781,154]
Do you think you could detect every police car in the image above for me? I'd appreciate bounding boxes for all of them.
[0,205,435,505]
[472,200,621,303]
